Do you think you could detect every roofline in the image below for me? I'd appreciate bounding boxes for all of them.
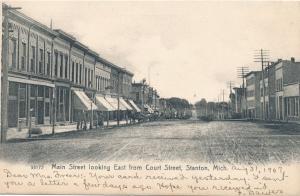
[5,3,58,37]
[54,29,76,42]
[4,3,134,76]
[245,71,261,77]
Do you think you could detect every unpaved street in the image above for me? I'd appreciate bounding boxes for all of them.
[0,120,300,164]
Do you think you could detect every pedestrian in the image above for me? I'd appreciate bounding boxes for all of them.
[98,112,104,127]
[83,111,87,131]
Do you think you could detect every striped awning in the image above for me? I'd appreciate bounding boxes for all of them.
[105,97,127,111]
[73,90,97,111]
[128,100,141,112]
[144,104,154,113]
[95,95,115,111]
[120,98,133,110]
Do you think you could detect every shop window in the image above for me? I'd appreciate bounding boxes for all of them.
[65,90,69,121]
[19,84,26,99]
[19,84,27,118]
[45,87,50,98]
[38,86,44,97]
[291,98,295,116]
[8,99,18,127]
[45,102,50,117]
[9,82,18,97]
[60,89,64,102]
[30,99,36,117]
[30,85,36,97]
[19,100,26,118]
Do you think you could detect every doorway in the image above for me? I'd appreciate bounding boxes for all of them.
[37,100,44,124]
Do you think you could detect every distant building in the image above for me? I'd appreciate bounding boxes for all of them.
[274,58,300,121]
[243,58,300,122]
[245,71,261,119]
[131,82,158,113]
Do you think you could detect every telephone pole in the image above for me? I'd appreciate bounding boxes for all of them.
[254,49,270,120]
[227,81,234,94]
[227,81,234,115]
[1,4,22,143]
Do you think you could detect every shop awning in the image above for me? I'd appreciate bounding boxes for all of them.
[105,97,127,111]
[128,100,141,112]
[120,98,133,110]
[95,95,115,111]
[8,76,55,87]
[73,90,97,111]
[144,104,154,113]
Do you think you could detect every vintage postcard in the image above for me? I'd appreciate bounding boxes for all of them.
[1,0,300,195]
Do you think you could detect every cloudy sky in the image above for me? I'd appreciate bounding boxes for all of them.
[7,1,300,103]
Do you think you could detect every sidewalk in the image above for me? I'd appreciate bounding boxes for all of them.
[6,120,133,141]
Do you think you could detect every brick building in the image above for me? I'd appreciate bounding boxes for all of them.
[2,4,139,138]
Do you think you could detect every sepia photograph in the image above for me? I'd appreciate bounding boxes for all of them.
[1,0,300,195]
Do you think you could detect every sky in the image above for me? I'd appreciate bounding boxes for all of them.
[6,1,300,103]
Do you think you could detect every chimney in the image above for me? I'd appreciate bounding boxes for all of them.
[291,57,295,62]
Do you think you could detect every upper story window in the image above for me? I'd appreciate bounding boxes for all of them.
[30,46,35,73]
[88,69,91,87]
[276,78,283,92]
[54,52,58,77]
[75,63,79,84]
[71,61,75,82]
[85,68,87,87]
[91,70,94,88]
[46,51,51,76]
[39,49,44,74]
[64,56,68,79]
[21,42,26,71]
[60,53,63,78]
[9,39,17,69]
[79,64,82,84]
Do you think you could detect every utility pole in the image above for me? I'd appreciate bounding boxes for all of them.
[1,4,22,143]
[227,81,234,94]
[237,66,249,118]
[227,81,235,116]
[117,71,120,126]
[254,49,270,120]
[141,79,146,113]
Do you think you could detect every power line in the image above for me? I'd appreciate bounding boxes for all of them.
[254,49,270,120]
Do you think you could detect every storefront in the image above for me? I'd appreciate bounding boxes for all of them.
[71,88,97,128]
[7,77,54,128]
[55,85,70,123]
[95,95,115,126]
[105,96,127,120]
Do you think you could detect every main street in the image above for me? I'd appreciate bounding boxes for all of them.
[0,120,300,164]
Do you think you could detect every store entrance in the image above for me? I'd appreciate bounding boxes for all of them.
[37,100,44,124]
